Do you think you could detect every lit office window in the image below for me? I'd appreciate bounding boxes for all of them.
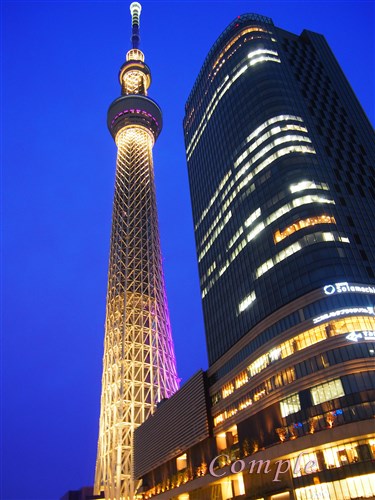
[248,353,268,377]
[211,315,375,405]
[244,207,261,227]
[236,135,313,175]
[311,378,345,405]
[176,453,187,471]
[195,116,314,232]
[247,222,265,242]
[198,211,232,262]
[195,172,231,230]
[222,382,235,398]
[211,27,272,73]
[228,227,244,249]
[238,291,256,312]
[235,125,309,168]
[188,54,283,160]
[290,180,329,193]
[274,215,336,243]
[256,231,349,279]
[280,393,301,417]
[236,144,316,187]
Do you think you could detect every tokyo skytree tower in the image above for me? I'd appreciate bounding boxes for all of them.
[94,3,179,498]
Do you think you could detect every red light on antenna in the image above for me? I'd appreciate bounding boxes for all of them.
[235,23,239,27]
[238,16,241,19]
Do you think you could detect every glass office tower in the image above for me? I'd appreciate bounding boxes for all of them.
[132,12,374,500]
[168,12,375,500]
[184,14,375,368]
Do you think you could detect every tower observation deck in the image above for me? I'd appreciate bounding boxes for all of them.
[94,3,179,498]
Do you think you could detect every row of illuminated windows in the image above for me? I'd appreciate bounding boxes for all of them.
[208,465,375,500]
[248,194,335,243]
[291,438,375,476]
[221,176,248,213]
[295,473,375,500]
[208,442,375,497]
[255,230,350,279]
[200,262,217,287]
[210,296,375,384]
[194,115,312,231]
[281,378,345,417]
[238,291,256,313]
[186,49,281,160]
[200,180,330,289]
[244,207,261,227]
[234,123,309,168]
[187,73,230,157]
[203,226,340,299]
[237,115,304,163]
[210,27,272,72]
[213,366,296,426]
[211,315,375,406]
[198,145,319,274]
[214,375,349,427]
[199,208,227,247]
[209,33,276,84]
[196,123,312,253]
[290,179,329,194]
[232,143,316,195]
[202,196,336,298]
[210,34,277,88]
[227,226,244,250]
[195,171,231,231]
[296,343,373,378]
[210,136,316,228]
[274,215,336,243]
[215,402,375,463]
[235,134,314,179]
[198,211,232,262]
[185,28,275,131]
[249,53,280,67]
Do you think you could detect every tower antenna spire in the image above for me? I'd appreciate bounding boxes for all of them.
[130,2,141,49]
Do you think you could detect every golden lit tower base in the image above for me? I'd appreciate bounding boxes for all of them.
[95,3,179,499]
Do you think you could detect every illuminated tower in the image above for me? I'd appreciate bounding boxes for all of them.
[94,3,179,499]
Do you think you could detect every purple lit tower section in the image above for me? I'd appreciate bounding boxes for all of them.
[94,3,179,499]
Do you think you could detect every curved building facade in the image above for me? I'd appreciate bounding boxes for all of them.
[180,12,375,500]
[184,14,375,368]
[130,13,375,500]
[133,12,375,500]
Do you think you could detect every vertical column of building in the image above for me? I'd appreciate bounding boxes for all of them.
[95,3,179,499]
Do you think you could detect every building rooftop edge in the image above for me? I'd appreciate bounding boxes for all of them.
[185,12,274,111]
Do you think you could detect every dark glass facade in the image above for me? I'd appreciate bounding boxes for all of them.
[183,14,375,367]
[133,13,375,500]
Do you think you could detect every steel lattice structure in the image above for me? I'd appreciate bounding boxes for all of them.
[94,4,179,499]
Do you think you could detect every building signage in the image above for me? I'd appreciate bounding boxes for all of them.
[346,331,375,342]
[313,306,375,324]
[323,282,375,296]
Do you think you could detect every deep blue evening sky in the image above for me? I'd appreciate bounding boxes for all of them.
[2,1,374,498]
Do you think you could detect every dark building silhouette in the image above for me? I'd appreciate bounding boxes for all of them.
[60,486,103,500]
[135,12,375,500]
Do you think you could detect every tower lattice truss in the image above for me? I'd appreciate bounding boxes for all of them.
[95,127,179,499]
